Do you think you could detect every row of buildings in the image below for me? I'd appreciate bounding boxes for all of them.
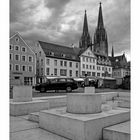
[10,3,130,86]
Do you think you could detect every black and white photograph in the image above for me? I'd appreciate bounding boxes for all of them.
[8,0,131,139]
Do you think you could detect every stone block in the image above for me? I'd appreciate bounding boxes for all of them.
[10,100,49,116]
[66,93,102,114]
[103,121,130,140]
[13,86,32,102]
[39,107,130,140]
[84,87,95,93]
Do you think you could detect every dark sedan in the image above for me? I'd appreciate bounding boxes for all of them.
[35,78,78,92]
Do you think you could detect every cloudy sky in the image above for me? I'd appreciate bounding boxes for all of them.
[10,0,130,60]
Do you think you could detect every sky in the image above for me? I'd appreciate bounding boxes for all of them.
[10,0,130,60]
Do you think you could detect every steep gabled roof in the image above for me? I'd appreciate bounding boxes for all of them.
[109,54,128,69]
[38,41,80,61]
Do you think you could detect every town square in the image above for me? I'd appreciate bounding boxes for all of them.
[8,0,131,140]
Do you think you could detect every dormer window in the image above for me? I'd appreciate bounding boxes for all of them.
[61,53,66,58]
[49,52,54,56]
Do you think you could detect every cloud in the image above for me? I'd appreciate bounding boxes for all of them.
[10,0,130,59]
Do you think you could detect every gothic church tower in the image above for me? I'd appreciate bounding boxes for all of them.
[79,10,92,50]
[93,2,108,56]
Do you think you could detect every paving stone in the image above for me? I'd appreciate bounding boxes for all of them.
[10,128,69,140]
[10,116,39,133]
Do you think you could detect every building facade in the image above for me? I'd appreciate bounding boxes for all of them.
[35,41,80,83]
[109,47,130,79]
[10,33,36,86]
[79,48,97,77]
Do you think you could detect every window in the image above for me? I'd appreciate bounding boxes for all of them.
[60,69,67,76]
[93,59,95,63]
[69,70,72,77]
[22,65,26,71]
[15,64,20,71]
[67,79,73,82]
[10,53,13,60]
[15,37,19,42]
[54,68,57,76]
[59,78,66,82]
[10,64,13,71]
[82,71,85,76]
[76,71,78,77]
[86,65,88,69]
[93,65,95,70]
[15,76,20,79]
[46,68,50,75]
[69,62,72,67]
[28,66,33,72]
[83,57,85,62]
[97,73,100,77]
[61,54,66,58]
[109,67,111,72]
[102,67,104,71]
[24,77,33,85]
[90,58,92,62]
[39,51,41,56]
[15,54,20,61]
[21,55,26,61]
[64,61,67,67]
[86,57,88,62]
[97,66,100,70]
[28,56,33,62]
[49,52,54,56]
[76,63,78,68]
[92,72,95,76]
[46,59,49,65]
[90,65,92,69]
[41,59,43,65]
[41,68,43,75]
[15,45,20,51]
[83,64,85,69]
[54,60,57,66]
[60,61,63,66]
[87,72,91,76]
[10,44,13,50]
[22,47,26,52]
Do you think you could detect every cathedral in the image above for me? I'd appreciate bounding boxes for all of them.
[79,2,111,70]
[79,2,130,78]
[79,2,108,57]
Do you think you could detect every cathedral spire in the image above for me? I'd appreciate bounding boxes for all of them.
[82,10,89,35]
[97,2,104,29]
[79,10,92,49]
[112,46,114,57]
[93,2,108,56]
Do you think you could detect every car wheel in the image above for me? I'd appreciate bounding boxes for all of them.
[40,87,46,93]
[66,86,72,92]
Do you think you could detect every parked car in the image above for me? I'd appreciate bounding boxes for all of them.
[35,78,78,92]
